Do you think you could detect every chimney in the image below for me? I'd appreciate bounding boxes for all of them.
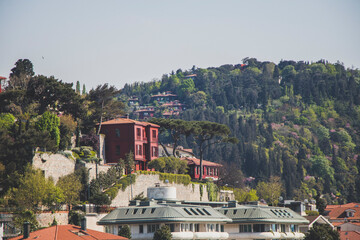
[23,222,30,239]
[125,114,129,119]
[81,217,86,231]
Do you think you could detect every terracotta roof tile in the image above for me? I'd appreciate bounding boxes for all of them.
[181,157,223,167]
[324,203,360,221]
[339,231,360,240]
[100,118,159,127]
[9,225,127,240]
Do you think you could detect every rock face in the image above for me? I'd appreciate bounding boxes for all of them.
[32,152,75,183]
[111,174,210,206]
[32,152,112,183]
[36,211,68,227]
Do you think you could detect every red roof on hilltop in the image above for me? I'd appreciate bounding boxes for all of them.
[99,118,159,127]
[9,225,127,240]
[339,231,360,240]
[181,157,223,167]
[151,93,177,98]
[325,202,360,221]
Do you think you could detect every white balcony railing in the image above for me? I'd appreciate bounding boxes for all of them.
[132,232,229,240]
[228,231,305,239]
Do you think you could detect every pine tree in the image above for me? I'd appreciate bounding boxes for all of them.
[76,81,80,94]
[118,225,131,239]
[82,84,86,95]
[153,225,172,240]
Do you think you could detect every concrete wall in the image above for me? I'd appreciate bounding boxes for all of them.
[111,174,210,206]
[36,211,68,227]
[0,222,3,240]
[32,152,75,183]
[85,213,108,232]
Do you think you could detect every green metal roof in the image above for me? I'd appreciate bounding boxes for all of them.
[216,205,309,224]
[98,202,231,225]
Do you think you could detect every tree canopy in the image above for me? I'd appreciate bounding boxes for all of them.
[304,224,340,240]
[153,225,172,240]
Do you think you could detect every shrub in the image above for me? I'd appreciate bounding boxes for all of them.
[80,133,100,152]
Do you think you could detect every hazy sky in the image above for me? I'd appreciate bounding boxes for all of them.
[1,0,359,90]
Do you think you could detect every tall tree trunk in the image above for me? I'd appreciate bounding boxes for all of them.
[199,147,204,180]
[96,101,104,135]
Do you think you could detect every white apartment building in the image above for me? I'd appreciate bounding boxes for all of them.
[97,186,309,240]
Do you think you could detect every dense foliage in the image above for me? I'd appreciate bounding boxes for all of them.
[304,224,340,240]
[148,157,188,174]
[118,225,132,239]
[153,225,172,240]
[0,59,125,197]
[121,58,360,203]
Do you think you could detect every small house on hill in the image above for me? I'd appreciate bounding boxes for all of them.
[181,157,222,181]
[150,92,177,103]
[99,117,160,171]
[324,202,360,223]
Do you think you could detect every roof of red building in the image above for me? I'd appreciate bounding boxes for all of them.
[0,76,6,80]
[327,203,360,209]
[162,111,180,116]
[134,109,155,113]
[324,202,360,220]
[100,118,159,127]
[161,102,184,107]
[332,222,344,226]
[181,157,223,167]
[151,93,177,98]
[9,225,127,240]
[340,231,360,240]
[185,74,197,78]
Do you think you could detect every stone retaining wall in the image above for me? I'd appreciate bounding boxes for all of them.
[32,153,75,183]
[111,174,210,206]
[36,211,68,227]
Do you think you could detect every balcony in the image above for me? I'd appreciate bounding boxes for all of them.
[131,232,229,240]
[228,231,305,239]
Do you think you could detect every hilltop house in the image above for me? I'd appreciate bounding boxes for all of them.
[323,203,360,240]
[181,157,222,181]
[134,107,155,120]
[299,215,334,233]
[150,92,177,103]
[324,202,360,223]
[99,118,160,171]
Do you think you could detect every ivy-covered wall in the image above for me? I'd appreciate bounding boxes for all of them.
[110,172,210,206]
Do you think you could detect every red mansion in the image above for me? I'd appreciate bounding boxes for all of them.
[99,118,160,171]
[99,117,223,180]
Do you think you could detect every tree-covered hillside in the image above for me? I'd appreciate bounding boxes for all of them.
[121,58,360,203]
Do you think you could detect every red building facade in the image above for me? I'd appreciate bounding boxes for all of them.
[181,157,222,181]
[99,118,159,170]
